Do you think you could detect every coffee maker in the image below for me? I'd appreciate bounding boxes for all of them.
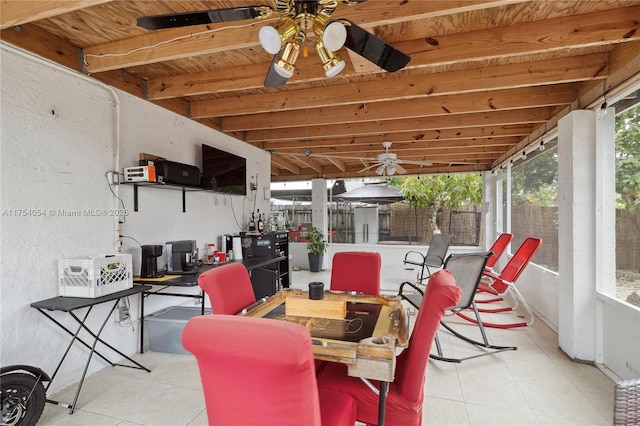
[140,245,166,278]
[165,240,198,274]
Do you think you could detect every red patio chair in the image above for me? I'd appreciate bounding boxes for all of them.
[317,269,462,426]
[484,233,513,274]
[457,237,542,328]
[182,315,357,426]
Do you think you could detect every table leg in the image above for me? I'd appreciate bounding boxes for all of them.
[140,290,145,354]
[379,381,388,426]
[69,300,120,413]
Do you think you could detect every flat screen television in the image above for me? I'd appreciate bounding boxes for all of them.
[201,143,247,195]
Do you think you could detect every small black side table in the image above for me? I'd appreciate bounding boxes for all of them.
[31,285,151,414]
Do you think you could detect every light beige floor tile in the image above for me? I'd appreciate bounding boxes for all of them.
[458,374,532,413]
[425,368,464,401]
[423,396,470,425]
[518,381,610,425]
[188,409,209,426]
[124,386,205,426]
[38,406,122,425]
[465,402,539,425]
[71,374,172,418]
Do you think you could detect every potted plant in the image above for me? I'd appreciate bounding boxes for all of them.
[305,226,327,272]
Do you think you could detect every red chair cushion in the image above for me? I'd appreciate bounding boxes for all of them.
[330,251,382,295]
[198,263,256,314]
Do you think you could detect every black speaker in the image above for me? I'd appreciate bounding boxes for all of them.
[155,160,200,186]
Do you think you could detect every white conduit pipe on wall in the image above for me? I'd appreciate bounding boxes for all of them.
[1,42,123,253]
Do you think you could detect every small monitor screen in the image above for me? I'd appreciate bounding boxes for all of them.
[201,144,247,195]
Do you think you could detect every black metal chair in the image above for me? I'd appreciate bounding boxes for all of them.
[399,251,517,363]
[402,233,453,285]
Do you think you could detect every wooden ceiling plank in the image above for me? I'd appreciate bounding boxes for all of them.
[0,0,112,30]
[300,143,511,158]
[289,154,323,174]
[327,157,347,173]
[402,5,640,68]
[266,138,519,155]
[82,21,264,73]
[220,84,578,131]
[334,0,530,27]
[191,53,607,118]
[0,22,79,69]
[258,125,532,148]
[270,155,301,174]
[245,107,552,142]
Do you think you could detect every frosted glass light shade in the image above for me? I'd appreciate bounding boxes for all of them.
[325,58,345,77]
[259,17,297,55]
[322,21,347,51]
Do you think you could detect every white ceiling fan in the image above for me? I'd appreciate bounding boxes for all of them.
[358,141,432,176]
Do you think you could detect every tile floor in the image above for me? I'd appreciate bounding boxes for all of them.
[38,268,616,425]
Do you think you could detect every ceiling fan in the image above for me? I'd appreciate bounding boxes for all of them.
[358,141,433,176]
[137,0,411,87]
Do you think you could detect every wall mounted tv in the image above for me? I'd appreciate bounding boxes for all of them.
[201,143,247,195]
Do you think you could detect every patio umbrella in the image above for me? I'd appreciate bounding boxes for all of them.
[335,182,404,204]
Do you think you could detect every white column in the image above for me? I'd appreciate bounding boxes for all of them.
[311,178,328,269]
[482,171,497,249]
[557,109,598,361]
[595,107,616,363]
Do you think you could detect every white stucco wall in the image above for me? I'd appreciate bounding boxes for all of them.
[0,43,270,393]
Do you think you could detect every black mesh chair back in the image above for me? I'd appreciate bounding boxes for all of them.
[403,233,453,284]
[444,252,491,310]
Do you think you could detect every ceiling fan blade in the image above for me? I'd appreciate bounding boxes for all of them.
[391,163,407,174]
[137,6,269,30]
[357,163,381,173]
[264,55,289,87]
[342,20,411,72]
[398,159,433,167]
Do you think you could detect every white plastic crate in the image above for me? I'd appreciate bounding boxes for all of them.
[58,254,133,298]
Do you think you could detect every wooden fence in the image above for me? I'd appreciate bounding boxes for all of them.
[272,204,639,272]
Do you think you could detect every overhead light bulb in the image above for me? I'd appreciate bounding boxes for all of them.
[315,41,345,78]
[313,14,347,51]
[259,17,298,55]
[322,21,347,51]
[375,165,385,175]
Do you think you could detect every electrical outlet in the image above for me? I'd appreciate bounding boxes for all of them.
[117,305,130,322]
[107,170,120,185]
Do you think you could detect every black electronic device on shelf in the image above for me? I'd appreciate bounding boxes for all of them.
[155,160,201,186]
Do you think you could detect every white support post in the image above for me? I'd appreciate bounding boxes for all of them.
[557,110,598,361]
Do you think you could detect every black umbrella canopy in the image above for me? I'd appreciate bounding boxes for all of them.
[335,182,404,205]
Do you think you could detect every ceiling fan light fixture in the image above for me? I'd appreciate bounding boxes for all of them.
[375,165,385,175]
[387,166,397,176]
[322,21,347,51]
[274,40,302,78]
[259,17,297,54]
[315,42,345,77]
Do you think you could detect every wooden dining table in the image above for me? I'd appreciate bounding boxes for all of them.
[239,288,409,426]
